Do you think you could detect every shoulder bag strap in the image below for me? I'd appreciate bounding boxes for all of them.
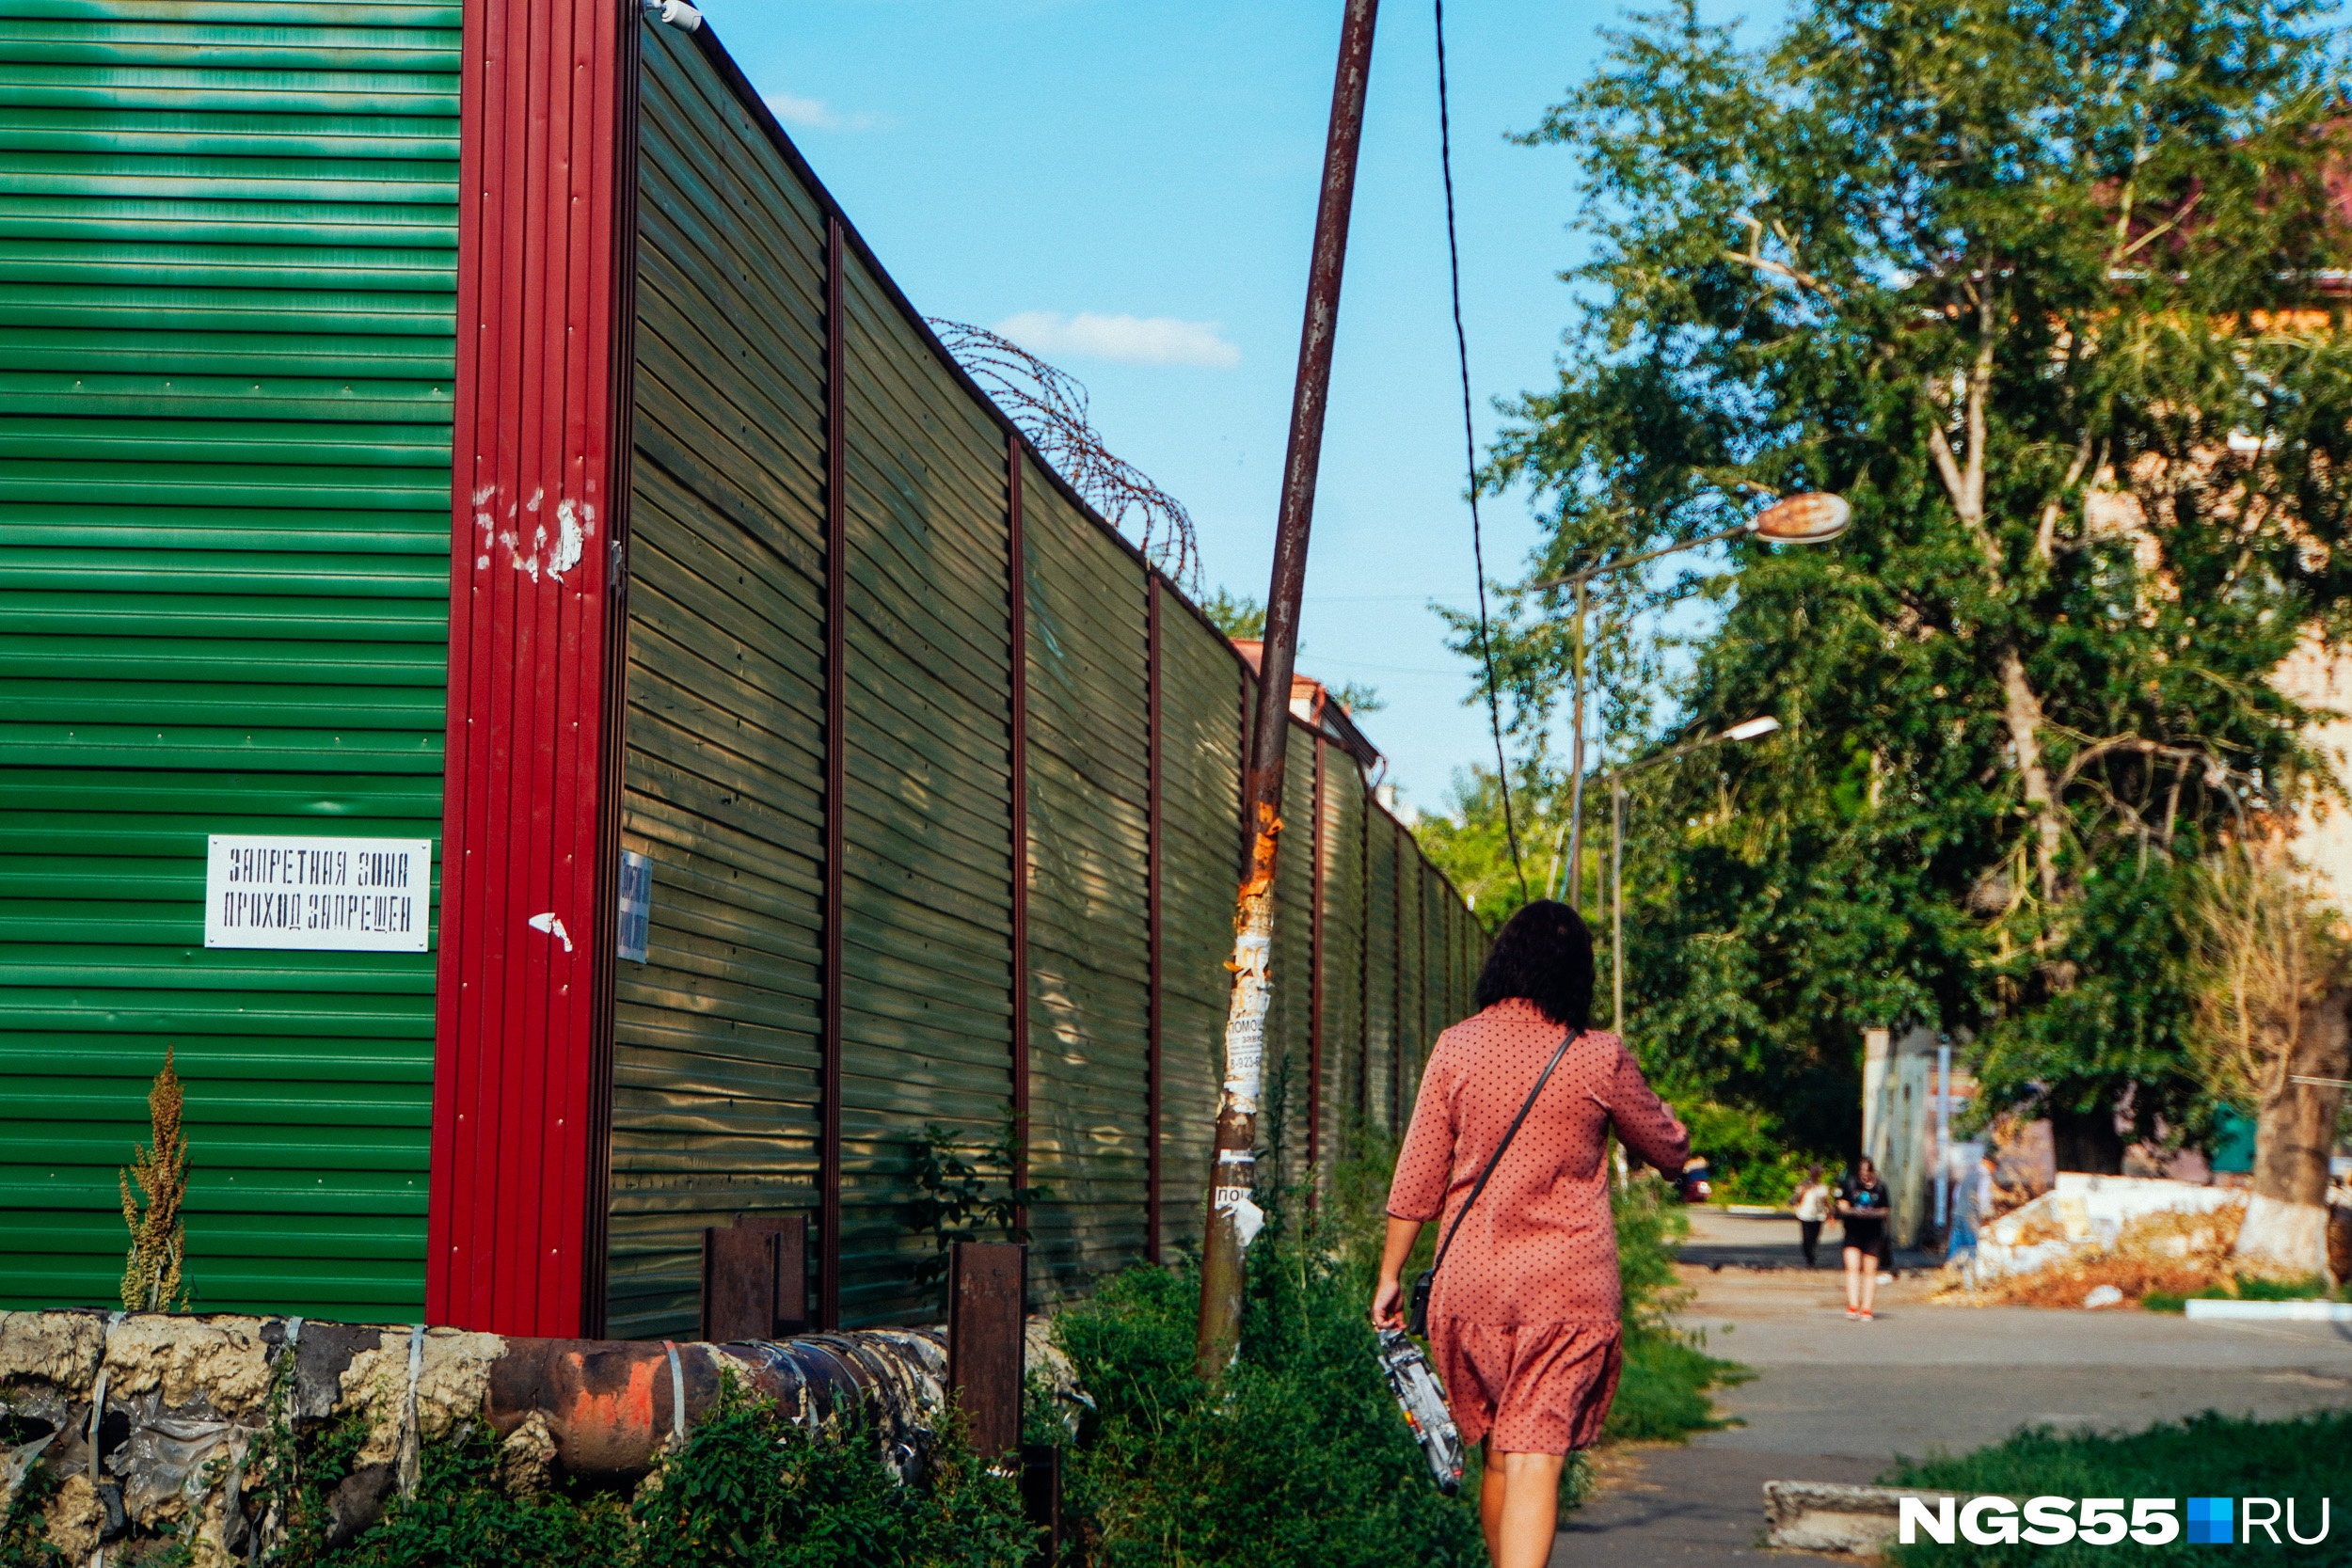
[1424,1025,1581,1288]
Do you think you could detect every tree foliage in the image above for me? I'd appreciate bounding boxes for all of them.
[1199,587,1266,641]
[1460,0,2352,1156]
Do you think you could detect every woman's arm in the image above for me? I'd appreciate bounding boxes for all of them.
[1371,1216,1424,1328]
[1601,1038,1691,1174]
[1373,1033,1455,1327]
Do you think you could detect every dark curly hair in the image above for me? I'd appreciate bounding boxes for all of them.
[1472,899,1595,1028]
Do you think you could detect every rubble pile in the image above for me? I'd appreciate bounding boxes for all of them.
[1963,1198,2247,1308]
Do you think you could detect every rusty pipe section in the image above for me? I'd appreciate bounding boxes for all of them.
[484,1324,947,1477]
[0,1308,951,1553]
[2,1308,947,1480]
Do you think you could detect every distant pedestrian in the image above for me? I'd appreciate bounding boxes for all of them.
[1791,1166,1832,1268]
[1837,1157,1891,1320]
[1946,1152,1999,1273]
[1974,1152,2002,1227]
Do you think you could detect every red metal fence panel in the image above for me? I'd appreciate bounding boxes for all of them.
[430,0,637,1338]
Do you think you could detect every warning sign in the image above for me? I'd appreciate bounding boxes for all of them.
[203,834,432,953]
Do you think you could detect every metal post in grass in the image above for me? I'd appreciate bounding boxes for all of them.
[1194,0,1379,1383]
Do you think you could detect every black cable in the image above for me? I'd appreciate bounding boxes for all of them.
[1436,0,1528,903]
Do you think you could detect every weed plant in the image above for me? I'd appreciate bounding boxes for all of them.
[1885,1411,2352,1567]
[1044,1220,1490,1566]
[0,1456,64,1568]
[356,1386,1028,1568]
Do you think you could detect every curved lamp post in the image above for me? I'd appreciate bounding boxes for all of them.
[1603,715,1779,1027]
[1527,492,1851,893]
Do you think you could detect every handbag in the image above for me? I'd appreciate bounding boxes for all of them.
[1406,1025,1581,1337]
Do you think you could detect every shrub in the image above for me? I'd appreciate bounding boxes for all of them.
[624,1387,1033,1568]
[1049,1249,1489,1567]
[1652,1095,1827,1207]
[343,1387,1032,1568]
[333,1428,630,1568]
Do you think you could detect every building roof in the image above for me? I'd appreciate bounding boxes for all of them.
[1227,639,1385,781]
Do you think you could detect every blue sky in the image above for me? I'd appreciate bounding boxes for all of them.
[690,0,1782,813]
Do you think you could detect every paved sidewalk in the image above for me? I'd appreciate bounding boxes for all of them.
[1551,1210,2352,1566]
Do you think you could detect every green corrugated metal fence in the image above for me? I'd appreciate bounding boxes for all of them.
[0,0,457,1319]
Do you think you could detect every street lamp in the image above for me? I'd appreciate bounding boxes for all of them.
[1528,492,1851,889]
[1603,715,1781,1028]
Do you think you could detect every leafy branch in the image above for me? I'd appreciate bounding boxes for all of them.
[902,1118,1050,1297]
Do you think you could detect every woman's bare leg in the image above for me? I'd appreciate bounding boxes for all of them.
[1480,1448,1506,1560]
[1859,1251,1879,1314]
[1842,1245,1864,1311]
[1480,1447,1566,1568]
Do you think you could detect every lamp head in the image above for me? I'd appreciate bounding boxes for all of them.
[1722,716,1781,742]
[1750,492,1850,545]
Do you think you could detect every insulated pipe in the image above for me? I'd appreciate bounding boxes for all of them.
[479,1327,948,1477]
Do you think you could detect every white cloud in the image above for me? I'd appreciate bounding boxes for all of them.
[994,310,1241,369]
[763,90,888,133]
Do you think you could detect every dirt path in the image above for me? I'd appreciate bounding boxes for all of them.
[1550,1209,2352,1566]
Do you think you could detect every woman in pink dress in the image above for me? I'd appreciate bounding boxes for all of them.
[1372,900,1690,1568]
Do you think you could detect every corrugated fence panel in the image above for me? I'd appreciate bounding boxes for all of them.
[834,251,1016,1329]
[1152,595,1239,1258]
[1392,816,1426,1121]
[1320,753,1365,1162]
[1422,862,1453,1059]
[1265,731,1314,1177]
[0,0,458,1320]
[1361,800,1399,1137]
[1021,455,1152,1303]
[606,21,830,1338]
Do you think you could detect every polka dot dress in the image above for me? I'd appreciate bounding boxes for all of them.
[1386,996,1691,1452]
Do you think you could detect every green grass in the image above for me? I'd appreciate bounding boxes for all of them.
[2142,1274,2338,1313]
[1604,1328,1749,1444]
[1884,1411,2352,1567]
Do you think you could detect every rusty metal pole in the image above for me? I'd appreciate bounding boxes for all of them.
[1195,0,1379,1382]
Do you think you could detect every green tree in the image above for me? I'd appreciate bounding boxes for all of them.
[1200,586,1266,641]
[1419,762,1566,920]
[1470,0,2352,1160]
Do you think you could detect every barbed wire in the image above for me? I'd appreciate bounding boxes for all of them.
[929,318,1202,594]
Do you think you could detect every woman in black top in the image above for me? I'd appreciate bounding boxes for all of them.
[1836,1158,1890,1320]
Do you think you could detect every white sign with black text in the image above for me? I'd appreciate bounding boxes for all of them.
[203,834,432,953]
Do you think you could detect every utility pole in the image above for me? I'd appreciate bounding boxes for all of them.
[1195,0,1379,1382]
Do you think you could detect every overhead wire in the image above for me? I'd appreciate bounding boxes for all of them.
[1436,0,1529,903]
